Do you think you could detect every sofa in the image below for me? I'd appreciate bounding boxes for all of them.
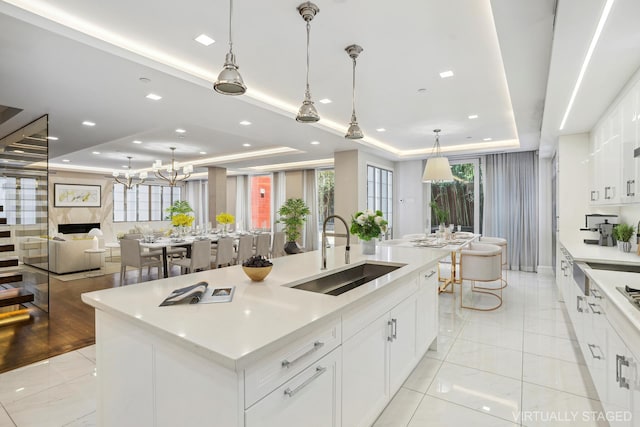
[22,236,104,274]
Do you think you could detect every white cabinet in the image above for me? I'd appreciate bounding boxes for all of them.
[245,348,342,427]
[605,326,635,427]
[620,82,639,203]
[416,267,438,356]
[389,296,417,392]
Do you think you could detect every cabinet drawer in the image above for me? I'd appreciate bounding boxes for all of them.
[245,347,341,427]
[245,319,341,408]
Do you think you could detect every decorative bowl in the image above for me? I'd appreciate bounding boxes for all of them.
[242,265,273,282]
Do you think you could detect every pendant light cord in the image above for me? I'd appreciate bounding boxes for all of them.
[305,21,311,94]
[228,0,234,54]
[351,56,357,116]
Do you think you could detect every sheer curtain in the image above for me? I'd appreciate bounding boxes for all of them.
[303,169,319,251]
[184,180,208,227]
[235,175,250,232]
[272,172,286,232]
[483,151,538,272]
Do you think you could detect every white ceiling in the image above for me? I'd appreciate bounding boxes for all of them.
[0,0,638,173]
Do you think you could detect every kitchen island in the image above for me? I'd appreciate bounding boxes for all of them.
[82,243,448,427]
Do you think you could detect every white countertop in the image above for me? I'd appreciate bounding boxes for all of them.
[82,244,448,370]
[561,238,640,265]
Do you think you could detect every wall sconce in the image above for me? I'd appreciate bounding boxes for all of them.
[260,188,265,198]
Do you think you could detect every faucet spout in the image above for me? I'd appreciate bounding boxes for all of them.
[322,215,351,270]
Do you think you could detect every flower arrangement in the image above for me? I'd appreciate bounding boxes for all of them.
[350,209,388,241]
[216,212,235,225]
[171,213,194,227]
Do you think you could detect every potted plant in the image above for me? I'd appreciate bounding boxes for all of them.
[429,200,448,231]
[277,198,311,254]
[165,201,194,236]
[614,223,634,252]
[350,209,388,254]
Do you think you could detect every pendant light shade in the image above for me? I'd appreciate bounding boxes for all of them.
[214,0,246,96]
[296,2,320,123]
[345,44,363,139]
[422,129,454,182]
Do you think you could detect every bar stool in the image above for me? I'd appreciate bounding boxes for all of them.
[479,236,508,288]
[459,242,503,311]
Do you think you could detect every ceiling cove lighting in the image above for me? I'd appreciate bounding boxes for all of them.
[422,129,454,182]
[345,44,364,140]
[559,0,615,130]
[113,156,147,189]
[295,2,320,123]
[82,121,96,127]
[195,34,215,46]
[152,147,193,187]
[214,0,246,95]
[145,93,162,101]
[439,70,454,78]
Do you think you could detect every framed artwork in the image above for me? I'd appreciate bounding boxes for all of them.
[54,184,101,207]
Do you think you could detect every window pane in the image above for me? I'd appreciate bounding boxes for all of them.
[430,162,475,231]
[126,187,137,221]
[365,165,393,237]
[162,187,172,219]
[250,175,271,230]
[150,186,162,220]
[113,183,125,222]
[138,185,149,221]
[20,178,37,225]
[317,169,334,230]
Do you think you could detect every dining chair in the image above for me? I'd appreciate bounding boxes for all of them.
[234,235,254,265]
[458,242,503,311]
[270,231,286,258]
[254,234,271,258]
[478,236,508,288]
[170,239,211,275]
[212,237,234,268]
[119,239,162,284]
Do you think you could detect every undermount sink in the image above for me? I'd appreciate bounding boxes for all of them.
[290,262,406,296]
[586,262,640,273]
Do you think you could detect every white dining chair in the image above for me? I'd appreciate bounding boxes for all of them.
[478,236,508,288]
[458,242,503,311]
[234,235,254,265]
[170,239,211,275]
[212,237,234,268]
[119,239,162,284]
[254,234,271,258]
[270,231,286,258]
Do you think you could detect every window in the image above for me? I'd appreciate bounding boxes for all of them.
[317,169,334,227]
[0,176,40,225]
[250,175,271,230]
[367,165,393,232]
[113,184,181,222]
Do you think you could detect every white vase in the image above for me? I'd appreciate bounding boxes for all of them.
[362,239,376,255]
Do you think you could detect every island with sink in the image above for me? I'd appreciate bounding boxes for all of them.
[82,243,448,427]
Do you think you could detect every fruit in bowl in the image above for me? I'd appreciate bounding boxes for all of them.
[242,255,273,282]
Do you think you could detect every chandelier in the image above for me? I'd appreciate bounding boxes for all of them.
[112,156,147,189]
[152,147,194,187]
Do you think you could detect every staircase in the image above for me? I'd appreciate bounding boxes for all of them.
[0,205,34,326]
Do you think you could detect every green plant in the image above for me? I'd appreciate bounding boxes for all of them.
[614,223,635,242]
[429,200,448,224]
[350,210,388,241]
[165,200,193,219]
[277,198,311,242]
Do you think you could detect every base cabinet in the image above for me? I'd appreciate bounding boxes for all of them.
[245,348,342,427]
[389,296,417,393]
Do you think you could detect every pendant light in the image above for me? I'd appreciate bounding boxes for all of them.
[295,2,320,123]
[422,129,454,182]
[214,0,246,95]
[345,44,364,139]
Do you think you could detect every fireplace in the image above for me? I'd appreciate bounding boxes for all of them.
[58,223,100,234]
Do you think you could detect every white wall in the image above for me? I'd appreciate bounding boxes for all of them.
[538,157,552,270]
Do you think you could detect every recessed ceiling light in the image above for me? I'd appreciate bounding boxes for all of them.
[199,151,206,155]
[121,165,128,168]
[310,141,320,145]
[468,114,478,119]
[62,159,70,162]
[417,88,427,93]
[92,151,100,155]
[242,143,251,147]
[146,93,162,101]
[82,121,96,127]
[239,120,252,126]
[14,150,24,153]
[47,136,59,141]
[175,128,186,133]
[483,137,492,141]
[319,98,332,104]
[376,128,386,132]
[195,34,215,46]
[132,140,142,144]
[439,70,454,78]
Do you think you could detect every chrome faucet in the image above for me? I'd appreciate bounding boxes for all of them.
[322,215,351,270]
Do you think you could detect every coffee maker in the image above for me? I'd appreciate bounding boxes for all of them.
[580,214,618,246]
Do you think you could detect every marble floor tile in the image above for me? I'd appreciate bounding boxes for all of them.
[446,338,523,380]
[523,353,598,399]
[76,345,96,363]
[523,331,584,364]
[426,362,521,423]
[4,373,96,427]
[425,334,455,361]
[464,307,525,330]
[520,382,608,427]
[438,312,467,337]
[0,352,95,406]
[0,405,15,427]
[63,411,96,427]
[525,303,568,322]
[458,319,524,351]
[523,315,576,340]
[408,396,519,427]
[402,355,443,393]
[372,387,423,427]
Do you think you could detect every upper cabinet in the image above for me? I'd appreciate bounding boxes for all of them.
[589,79,640,206]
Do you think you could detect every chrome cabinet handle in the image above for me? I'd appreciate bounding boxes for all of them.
[590,288,603,300]
[425,270,436,278]
[576,296,584,313]
[281,341,325,368]
[387,320,394,342]
[605,186,611,199]
[627,180,635,197]
[283,366,327,397]
[616,354,630,389]
[591,190,599,201]
[588,302,602,315]
[587,343,603,360]
[391,318,397,340]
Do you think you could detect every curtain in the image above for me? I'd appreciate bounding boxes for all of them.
[184,180,208,227]
[235,175,250,232]
[272,172,286,232]
[303,169,319,251]
[483,151,538,272]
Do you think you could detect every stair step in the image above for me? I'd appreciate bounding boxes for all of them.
[0,288,34,307]
[0,272,22,285]
[0,231,10,238]
[0,244,15,252]
[0,257,18,268]
[0,308,31,326]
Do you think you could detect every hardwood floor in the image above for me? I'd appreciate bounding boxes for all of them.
[0,265,169,374]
